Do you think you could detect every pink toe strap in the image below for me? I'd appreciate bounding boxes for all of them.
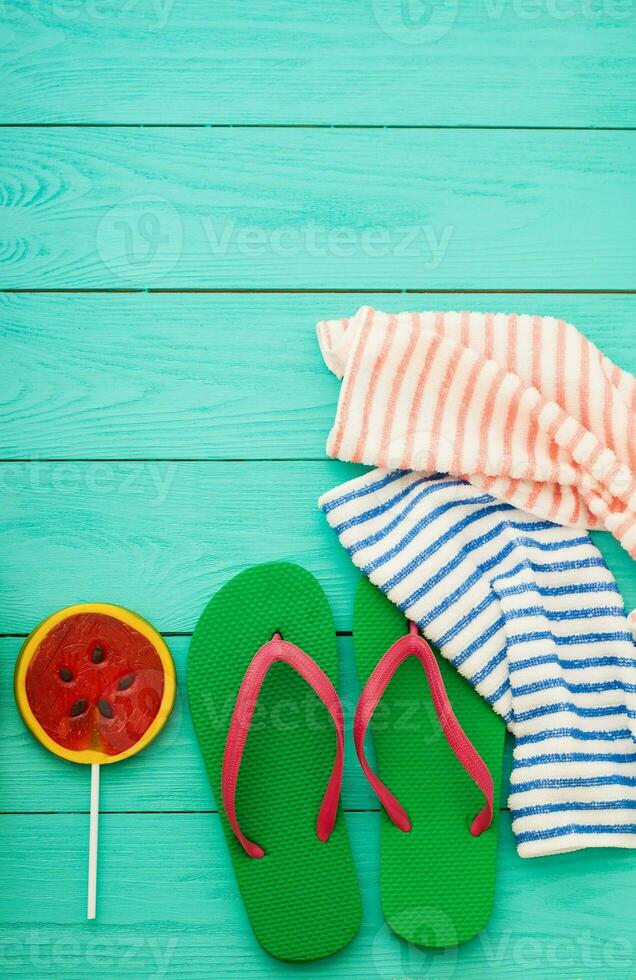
[354,621,494,837]
[221,633,344,858]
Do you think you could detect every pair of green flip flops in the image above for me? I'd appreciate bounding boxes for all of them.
[188,563,505,962]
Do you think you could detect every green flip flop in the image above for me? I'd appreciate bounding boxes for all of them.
[353,577,506,948]
[188,562,361,962]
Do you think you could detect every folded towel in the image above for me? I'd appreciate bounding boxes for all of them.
[321,469,636,857]
[317,307,636,559]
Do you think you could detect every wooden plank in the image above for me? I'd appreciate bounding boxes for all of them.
[0,632,516,813]
[0,459,360,633]
[2,461,634,636]
[0,635,381,814]
[0,810,635,979]
[2,2,636,126]
[2,129,635,289]
[2,292,635,460]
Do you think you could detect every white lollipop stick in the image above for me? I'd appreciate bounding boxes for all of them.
[87,763,100,919]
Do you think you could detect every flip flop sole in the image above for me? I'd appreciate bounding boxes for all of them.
[188,562,361,961]
[354,577,505,947]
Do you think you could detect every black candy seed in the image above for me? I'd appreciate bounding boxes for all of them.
[91,646,105,664]
[117,673,135,691]
[69,699,88,717]
[97,698,114,719]
[59,667,73,682]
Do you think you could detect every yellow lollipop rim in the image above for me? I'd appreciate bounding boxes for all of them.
[14,603,176,765]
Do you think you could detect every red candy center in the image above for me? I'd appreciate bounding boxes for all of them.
[25,612,165,756]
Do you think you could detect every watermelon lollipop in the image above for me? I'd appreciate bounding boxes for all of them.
[14,603,176,918]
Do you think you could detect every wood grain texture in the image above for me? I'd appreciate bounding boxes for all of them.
[3,0,636,966]
[2,1,636,126]
[1,292,635,460]
[2,461,634,636]
[0,459,360,633]
[1,811,635,980]
[2,128,635,289]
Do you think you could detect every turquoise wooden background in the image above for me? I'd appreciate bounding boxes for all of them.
[1,2,636,977]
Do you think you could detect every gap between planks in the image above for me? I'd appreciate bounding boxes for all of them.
[2,124,636,131]
[4,288,636,295]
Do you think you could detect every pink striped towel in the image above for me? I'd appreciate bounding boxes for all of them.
[317,306,636,559]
